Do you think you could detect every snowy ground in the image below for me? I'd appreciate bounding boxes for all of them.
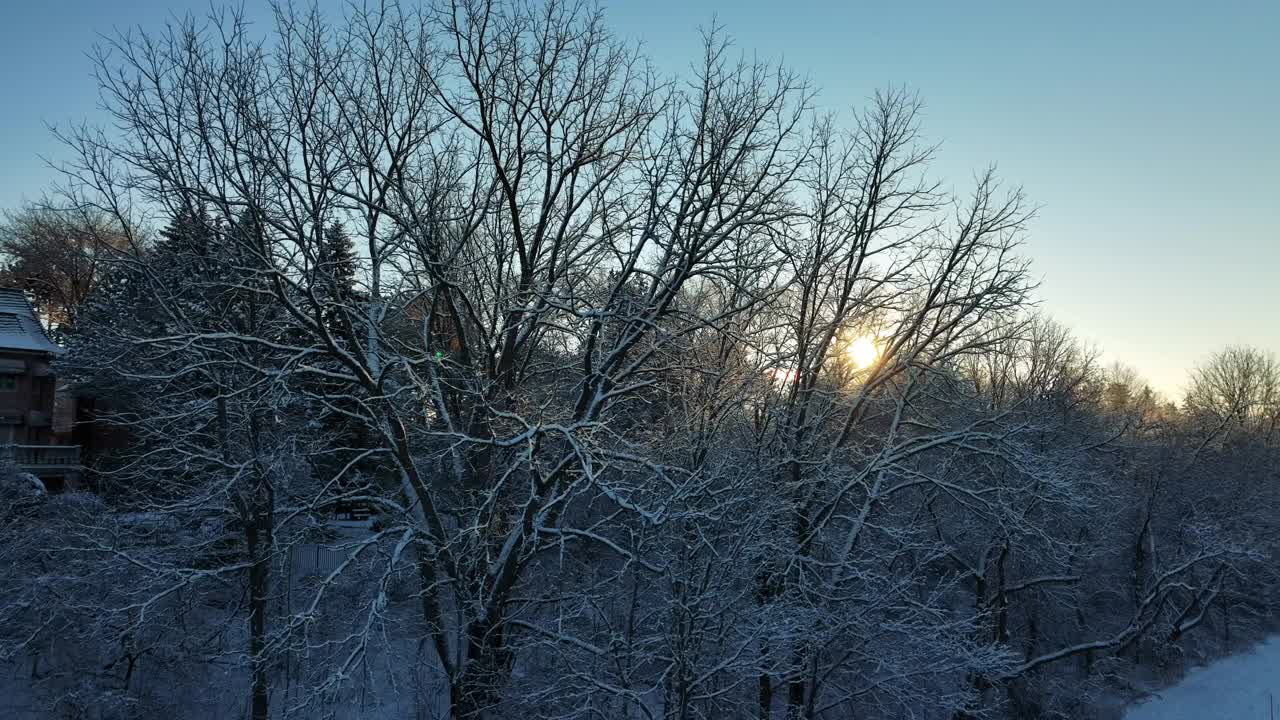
[1126,637,1280,720]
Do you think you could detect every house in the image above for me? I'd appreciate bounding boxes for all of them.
[0,288,80,491]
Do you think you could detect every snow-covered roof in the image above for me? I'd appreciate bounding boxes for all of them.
[0,288,62,355]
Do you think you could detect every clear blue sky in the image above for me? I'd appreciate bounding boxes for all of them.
[1,0,1276,399]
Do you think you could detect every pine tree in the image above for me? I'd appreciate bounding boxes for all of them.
[156,205,217,267]
[305,221,381,518]
[319,222,356,299]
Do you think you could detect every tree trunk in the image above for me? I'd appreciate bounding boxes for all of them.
[246,512,272,720]
[784,644,809,720]
[758,647,773,720]
[756,569,777,720]
[452,619,512,719]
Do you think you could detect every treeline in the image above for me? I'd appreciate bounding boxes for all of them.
[1,2,1277,719]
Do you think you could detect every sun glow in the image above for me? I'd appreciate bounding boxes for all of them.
[847,335,880,370]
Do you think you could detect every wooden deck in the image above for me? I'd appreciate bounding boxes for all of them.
[1,443,81,472]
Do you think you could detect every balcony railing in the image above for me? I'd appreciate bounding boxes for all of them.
[1,444,81,471]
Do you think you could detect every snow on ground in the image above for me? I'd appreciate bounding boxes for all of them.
[1126,637,1280,720]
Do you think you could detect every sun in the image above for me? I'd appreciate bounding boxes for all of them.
[847,335,880,370]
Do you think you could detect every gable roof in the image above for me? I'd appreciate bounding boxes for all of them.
[0,288,62,355]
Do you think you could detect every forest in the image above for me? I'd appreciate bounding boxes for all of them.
[1,1,1278,718]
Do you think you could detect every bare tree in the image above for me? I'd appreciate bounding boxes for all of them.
[0,204,133,330]
[1185,346,1279,446]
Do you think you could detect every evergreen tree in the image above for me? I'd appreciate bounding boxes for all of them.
[314,221,360,338]
[305,220,382,517]
[320,221,357,301]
